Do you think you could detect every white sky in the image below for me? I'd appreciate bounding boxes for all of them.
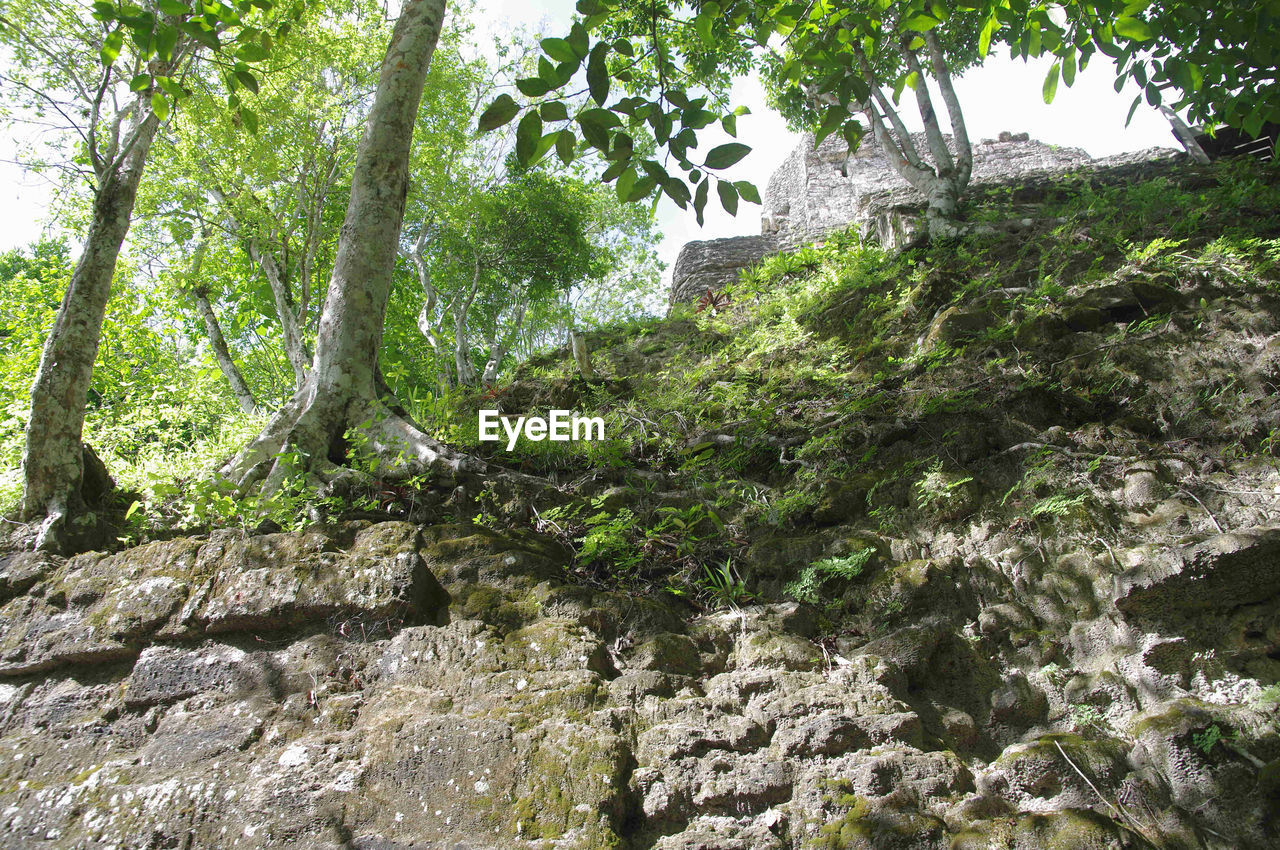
[1,0,1178,285]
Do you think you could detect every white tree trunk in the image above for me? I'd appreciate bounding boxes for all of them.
[248,236,310,385]
[193,288,260,415]
[222,0,472,494]
[20,105,160,544]
[480,293,528,385]
[852,43,971,241]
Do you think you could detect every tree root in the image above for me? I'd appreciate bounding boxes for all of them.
[220,389,486,500]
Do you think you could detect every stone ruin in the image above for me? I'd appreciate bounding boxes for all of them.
[670,131,1179,306]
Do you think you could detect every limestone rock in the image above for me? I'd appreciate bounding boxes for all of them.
[670,235,775,306]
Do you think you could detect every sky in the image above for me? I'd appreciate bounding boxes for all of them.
[0,0,1179,284]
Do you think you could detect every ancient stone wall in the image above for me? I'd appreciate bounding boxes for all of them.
[671,131,1180,306]
[762,131,1095,250]
[670,235,776,307]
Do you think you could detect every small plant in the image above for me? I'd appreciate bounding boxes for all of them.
[1069,703,1106,733]
[1192,723,1223,755]
[1029,492,1090,519]
[1039,662,1070,687]
[784,548,875,605]
[913,460,975,517]
[698,557,753,610]
[578,507,644,573]
[1253,684,1280,706]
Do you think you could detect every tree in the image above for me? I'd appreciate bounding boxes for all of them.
[135,0,392,401]
[406,170,623,387]
[1035,1,1280,141]
[218,0,476,498]
[0,0,279,549]
[765,3,986,238]
[484,0,1002,239]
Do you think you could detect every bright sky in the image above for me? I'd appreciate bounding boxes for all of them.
[1,0,1178,286]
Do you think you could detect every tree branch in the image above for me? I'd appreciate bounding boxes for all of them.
[898,42,955,177]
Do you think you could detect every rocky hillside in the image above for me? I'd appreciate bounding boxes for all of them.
[2,159,1280,849]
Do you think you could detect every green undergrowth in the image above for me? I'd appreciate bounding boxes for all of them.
[440,157,1280,610]
[12,159,1280,620]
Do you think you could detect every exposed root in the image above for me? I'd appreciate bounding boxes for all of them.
[219,388,488,501]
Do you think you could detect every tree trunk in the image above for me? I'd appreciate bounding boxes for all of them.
[454,300,478,386]
[20,106,160,548]
[193,288,260,415]
[480,293,528,386]
[451,249,481,386]
[248,236,310,385]
[221,0,474,495]
[851,43,970,242]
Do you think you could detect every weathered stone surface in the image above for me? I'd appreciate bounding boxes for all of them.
[191,522,449,633]
[670,234,776,306]
[0,538,202,675]
[670,131,1181,303]
[763,131,1094,251]
[0,523,450,678]
[1114,526,1280,622]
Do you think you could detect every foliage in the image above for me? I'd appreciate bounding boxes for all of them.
[1192,722,1223,755]
[0,240,255,512]
[785,548,875,605]
[1044,0,1280,138]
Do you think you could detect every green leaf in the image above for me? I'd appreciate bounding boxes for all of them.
[567,22,590,59]
[234,69,259,94]
[1187,63,1203,92]
[100,29,125,66]
[1062,51,1077,87]
[541,37,577,63]
[601,159,628,182]
[716,179,738,216]
[1042,62,1059,104]
[516,77,552,97]
[613,38,634,57]
[814,105,846,147]
[540,101,569,121]
[978,14,998,58]
[703,142,750,170]
[615,166,636,201]
[587,42,609,106]
[128,22,153,56]
[555,129,576,165]
[236,42,269,62]
[155,75,184,98]
[625,176,657,203]
[151,91,171,122]
[130,73,152,92]
[240,106,258,134]
[154,24,180,60]
[578,114,611,150]
[91,2,116,22]
[902,14,941,32]
[1125,93,1142,126]
[477,94,519,131]
[693,178,709,226]
[695,12,714,45]
[157,0,189,14]
[734,181,761,205]
[179,21,219,51]
[515,111,542,165]
[529,131,559,166]
[1114,16,1154,42]
[662,177,691,209]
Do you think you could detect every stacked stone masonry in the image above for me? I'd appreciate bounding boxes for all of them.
[671,131,1181,305]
